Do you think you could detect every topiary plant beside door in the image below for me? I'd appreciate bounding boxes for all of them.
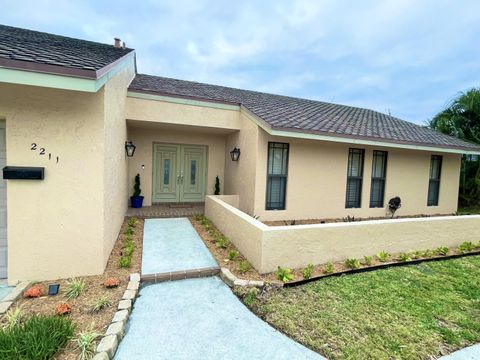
[131,173,144,208]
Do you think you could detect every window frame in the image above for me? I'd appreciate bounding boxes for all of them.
[427,155,442,206]
[345,148,365,209]
[265,142,289,210]
[369,150,388,208]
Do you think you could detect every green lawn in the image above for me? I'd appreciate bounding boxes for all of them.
[251,256,480,360]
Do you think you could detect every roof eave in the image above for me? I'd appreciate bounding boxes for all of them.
[0,51,135,92]
[241,106,480,155]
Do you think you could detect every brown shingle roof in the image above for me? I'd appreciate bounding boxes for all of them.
[0,24,133,78]
[129,74,480,152]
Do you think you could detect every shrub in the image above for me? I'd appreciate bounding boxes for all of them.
[411,250,424,259]
[127,217,138,228]
[345,258,361,269]
[215,236,230,249]
[119,256,132,268]
[103,277,120,288]
[228,250,239,261]
[4,307,23,330]
[237,260,252,274]
[362,256,373,266]
[194,214,205,222]
[0,315,75,359]
[302,264,314,279]
[133,173,142,197]
[65,278,85,300]
[398,253,412,262]
[324,262,334,274]
[75,330,100,360]
[458,241,475,253]
[377,251,391,262]
[55,303,71,316]
[276,266,294,283]
[91,297,111,313]
[435,247,449,256]
[23,285,44,298]
[124,227,134,236]
[214,176,220,195]
[422,249,435,258]
[244,288,260,306]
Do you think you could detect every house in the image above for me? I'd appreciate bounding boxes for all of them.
[1,24,479,283]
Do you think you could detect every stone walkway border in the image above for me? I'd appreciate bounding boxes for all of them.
[0,281,31,314]
[93,273,141,360]
[220,268,283,289]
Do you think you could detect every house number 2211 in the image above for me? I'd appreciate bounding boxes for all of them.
[31,143,59,163]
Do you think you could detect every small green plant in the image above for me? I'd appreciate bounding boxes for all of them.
[75,330,100,360]
[435,247,449,256]
[194,214,205,222]
[362,256,373,266]
[214,175,220,195]
[228,250,239,261]
[215,236,230,249]
[377,251,391,262]
[237,260,252,274]
[124,227,134,236]
[4,307,23,330]
[324,262,334,274]
[91,297,111,313]
[119,256,132,268]
[398,253,412,262]
[458,241,475,253]
[127,217,138,228]
[65,278,85,300]
[302,264,314,279]
[345,258,361,269]
[422,249,435,258]
[411,250,424,259]
[243,287,260,306]
[0,315,75,359]
[276,266,294,283]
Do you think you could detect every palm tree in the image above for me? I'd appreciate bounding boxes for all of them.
[430,88,480,207]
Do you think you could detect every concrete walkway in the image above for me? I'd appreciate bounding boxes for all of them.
[115,277,323,360]
[440,344,480,359]
[141,218,217,275]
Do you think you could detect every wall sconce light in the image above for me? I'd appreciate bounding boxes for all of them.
[230,147,241,161]
[125,141,136,157]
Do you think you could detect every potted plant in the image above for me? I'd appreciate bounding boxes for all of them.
[131,173,144,208]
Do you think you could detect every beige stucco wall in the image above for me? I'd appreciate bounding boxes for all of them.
[224,112,259,215]
[102,65,135,263]
[0,83,106,283]
[205,196,265,270]
[0,60,135,283]
[127,125,227,206]
[253,128,461,221]
[126,96,241,130]
[206,195,480,273]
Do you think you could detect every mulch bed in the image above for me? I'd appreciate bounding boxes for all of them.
[263,213,452,226]
[0,217,143,360]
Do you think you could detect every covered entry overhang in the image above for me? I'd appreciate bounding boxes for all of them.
[126,120,239,207]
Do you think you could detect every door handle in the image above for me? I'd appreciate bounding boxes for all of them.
[180,171,184,184]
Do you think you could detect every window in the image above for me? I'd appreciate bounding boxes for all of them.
[370,151,388,208]
[163,159,170,185]
[345,148,365,208]
[428,155,442,206]
[266,142,289,210]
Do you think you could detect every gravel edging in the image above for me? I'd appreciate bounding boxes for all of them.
[94,273,140,360]
[0,281,31,315]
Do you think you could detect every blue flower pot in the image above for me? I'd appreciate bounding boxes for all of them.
[131,196,144,208]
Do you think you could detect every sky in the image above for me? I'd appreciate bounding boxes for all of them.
[1,0,479,124]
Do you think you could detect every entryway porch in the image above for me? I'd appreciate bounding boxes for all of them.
[126,203,204,218]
